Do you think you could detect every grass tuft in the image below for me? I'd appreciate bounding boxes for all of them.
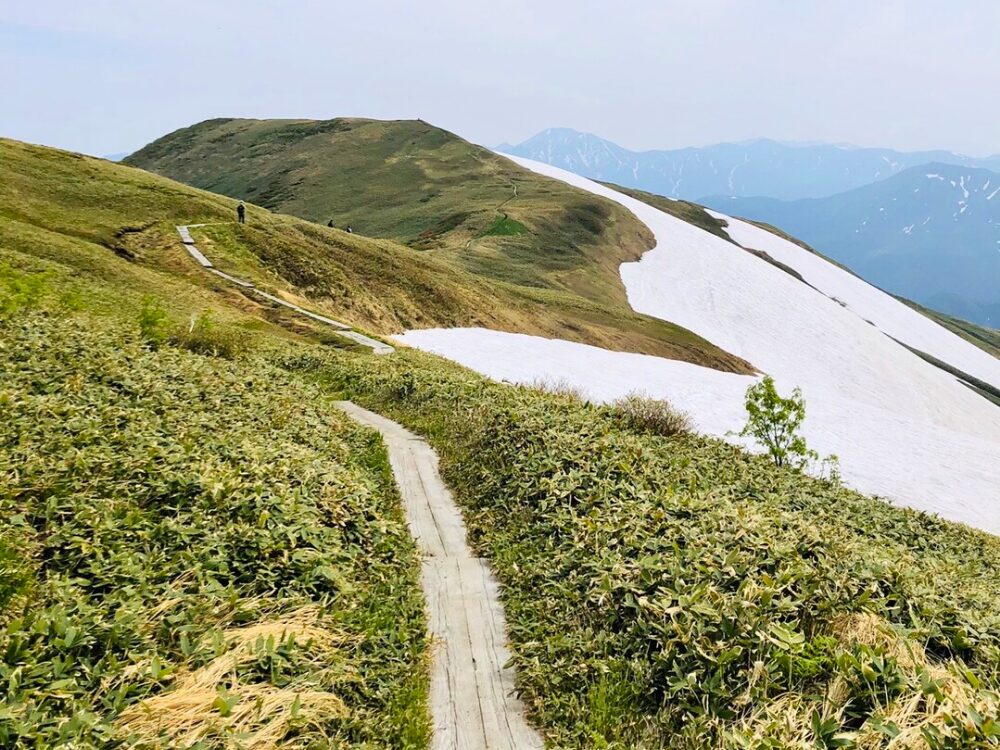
[607,391,693,437]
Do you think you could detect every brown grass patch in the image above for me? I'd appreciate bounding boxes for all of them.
[732,612,998,749]
[116,607,349,749]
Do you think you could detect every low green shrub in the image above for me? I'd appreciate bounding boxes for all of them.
[738,375,817,469]
[137,295,170,347]
[171,311,247,359]
[607,391,692,436]
[0,312,428,747]
[137,298,248,359]
[0,264,49,318]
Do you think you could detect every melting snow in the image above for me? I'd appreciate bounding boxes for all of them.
[406,155,1000,534]
[988,186,1000,201]
[926,173,944,180]
[902,225,914,234]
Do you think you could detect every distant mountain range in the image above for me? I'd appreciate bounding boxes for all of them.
[703,164,1000,326]
[498,128,1000,201]
[501,129,1000,326]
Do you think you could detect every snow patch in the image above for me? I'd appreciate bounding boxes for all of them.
[410,155,1000,534]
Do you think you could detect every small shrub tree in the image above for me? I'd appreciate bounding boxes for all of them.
[739,375,817,470]
[173,311,245,359]
[137,296,170,348]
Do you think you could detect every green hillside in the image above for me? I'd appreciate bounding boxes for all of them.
[4,135,1000,748]
[125,117,657,307]
[3,137,751,371]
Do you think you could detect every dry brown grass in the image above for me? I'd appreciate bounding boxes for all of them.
[116,607,349,749]
[732,612,998,749]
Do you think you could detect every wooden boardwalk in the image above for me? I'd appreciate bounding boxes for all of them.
[336,402,544,750]
[175,224,393,354]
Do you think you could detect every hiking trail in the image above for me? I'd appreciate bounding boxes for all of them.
[336,401,544,750]
[176,224,393,354]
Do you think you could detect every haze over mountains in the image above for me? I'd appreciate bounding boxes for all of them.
[503,128,1000,326]
[500,128,1000,201]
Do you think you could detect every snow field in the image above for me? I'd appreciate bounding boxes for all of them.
[396,156,1000,534]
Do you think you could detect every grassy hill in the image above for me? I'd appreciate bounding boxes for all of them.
[125,117,661,310]
[4,135,1000,747]
[3,137,751,372]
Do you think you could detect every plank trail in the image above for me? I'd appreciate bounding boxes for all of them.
[175,224,393,354]
[336,401,544,750]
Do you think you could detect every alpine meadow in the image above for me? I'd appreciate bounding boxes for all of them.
[4,4,1000,748]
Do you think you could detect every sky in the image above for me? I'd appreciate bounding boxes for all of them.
[3,0,1000,158]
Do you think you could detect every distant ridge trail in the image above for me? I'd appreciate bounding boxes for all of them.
[175,224,393,354]
[336,401,544,750]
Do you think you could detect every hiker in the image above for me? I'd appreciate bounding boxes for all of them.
[236,201,246,224]
[346,225,353,234]
[327,219,334,228]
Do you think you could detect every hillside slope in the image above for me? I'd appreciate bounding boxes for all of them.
[398,156,1000,534]
[125,118,653,303]
[2,137,750,371]
[705,163,1000,325]
[4,133,1000,748]
[500,127,1000,200]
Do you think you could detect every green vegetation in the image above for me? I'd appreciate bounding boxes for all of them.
[0,294,428,747]
[308,349,1000,749]
[608,392,693,437]
[478,215,527,237]
[5,133,999,748]
[738,375,818,470]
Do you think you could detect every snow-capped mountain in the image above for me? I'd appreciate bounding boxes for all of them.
[498,128,1000,201]
[704,164,1000,326]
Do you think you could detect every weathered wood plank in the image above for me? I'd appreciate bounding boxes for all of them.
[173,224,394,354]
[336,402,544,749]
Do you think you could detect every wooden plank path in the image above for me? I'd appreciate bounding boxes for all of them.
[175,224,393,354]
[336,402,545,750]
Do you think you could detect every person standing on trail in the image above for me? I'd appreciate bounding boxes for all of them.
[346,225,353,234]
[327,219,334,228]
[237,201,246,224]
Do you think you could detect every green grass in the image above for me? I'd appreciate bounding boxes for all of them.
[0,299,429,747]
[478,215,527,237]
[302,347,1000,749]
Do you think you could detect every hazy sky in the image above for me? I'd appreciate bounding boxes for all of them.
[4,1,1000,157]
